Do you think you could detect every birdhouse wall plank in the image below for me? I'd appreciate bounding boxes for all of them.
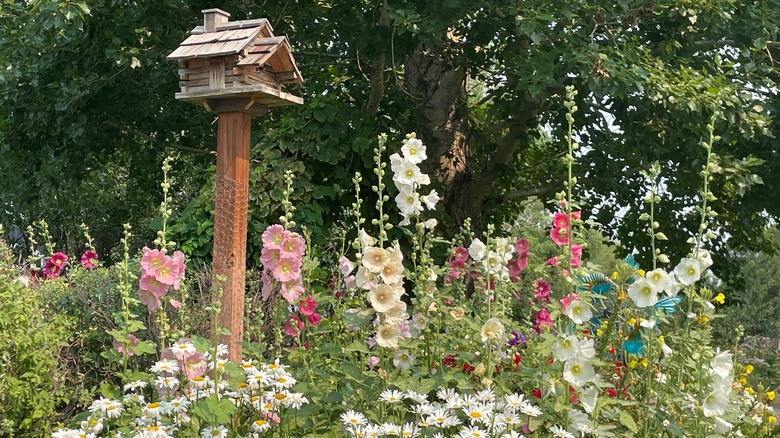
[209,61,226,89]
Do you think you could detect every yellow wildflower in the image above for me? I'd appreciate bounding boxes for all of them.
[640,359,649,368]
[745,364,754,374]
[739,377,747,385]
[713,293,725,304]
[596,329,603,336]
[636,269,646,277]
[746,387,754,395]
[766,391,775,401]
[696,315,710,324]
[768,416,777,424]
[628,359,638,369]
[611,271,618,280]
[627,318,637,326]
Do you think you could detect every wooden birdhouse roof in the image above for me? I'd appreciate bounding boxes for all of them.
[167,8,303,110]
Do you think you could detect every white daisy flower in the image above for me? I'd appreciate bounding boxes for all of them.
[549,424,575,438]
[380,389,405,403]
[200,425,228,438]
[340,410,368,427]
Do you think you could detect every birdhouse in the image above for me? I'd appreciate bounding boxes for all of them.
[167,8,303,115]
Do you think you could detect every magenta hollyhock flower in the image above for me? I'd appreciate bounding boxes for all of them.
[113,334,139,358]
[80,251,98,269]
[138,288,162,310]
[280,233,306,259]
[307,313,322,326]
[570,257,581,268]
[262,224,288,250]
[272,257,302,283]
[43,252,69,278]
[546,256,560,266]
[139,274,170,297]
[284,314,304,336]
[507,254,529,280]
[260,248,281,271]
[281,279,305,303]
[535,309,553,328]
[534,279,551,300]
[298,295,317,316]
[550,226,569,245]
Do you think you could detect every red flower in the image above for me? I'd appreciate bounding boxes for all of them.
[306,313,322,326]
[443,354,457,368]
[462,363,475,373]
[298,295,317,316]
[532,388,542,399]
[607,388,618,397]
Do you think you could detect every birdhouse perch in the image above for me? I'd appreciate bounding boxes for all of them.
[167,9,303,362]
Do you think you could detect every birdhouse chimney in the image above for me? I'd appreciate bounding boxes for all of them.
[202,8,230,32]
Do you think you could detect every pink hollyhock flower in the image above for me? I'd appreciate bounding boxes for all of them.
[281,279,305,303]
[280,233,306,259]
[514,238,530,254]
[138,288,162,310]
[552,213,569,229]
[560,293,580,311]
[367,356,380,370]
[113,334,139,358]
[170,251,186,290]
[80,251,98,269]
[170,299,182,309]
[181,352,207,380]
[507,254,529,280]
[572,211,582,220]
[546,256,560,266]
[139,274,170,297]
[261,270,273,301]
[338,256,355,276]
[298,295,317,316]
[43,252,69,278]
[272,257,302,283]
[571,243,583,259]
[550,226,569,245]
[570,257,581,268]
[307,313,322,326]
[261,224,287,250]
[398,320,412,339]
[284,314,304,336]
[260,248,281,271]
[262,411,281,425]
[344,275,356,289]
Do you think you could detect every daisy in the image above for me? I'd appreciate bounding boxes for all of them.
[201,425,228,437]
[340,410,368,427]
[549,425,575,438]
[150,359,179,375]
[504,393,525,409]
[519,401,542,417]
[457,425,488,437]
[251,419,271,433]
[405,390,429,404]
[382,423,401,436]
[123,380,148,392]
[171,340,197,357]
[380,389,405,403]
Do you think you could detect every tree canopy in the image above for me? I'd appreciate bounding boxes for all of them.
[1,0,778,273]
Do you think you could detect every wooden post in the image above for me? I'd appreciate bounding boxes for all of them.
[213,110,251,363]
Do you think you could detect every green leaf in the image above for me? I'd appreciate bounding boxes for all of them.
[619,411,639,433]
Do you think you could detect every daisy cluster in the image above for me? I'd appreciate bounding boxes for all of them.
[340,388,589,438]
[389,134,439,226]
[52,341,307,438]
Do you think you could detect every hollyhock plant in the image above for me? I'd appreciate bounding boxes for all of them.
[298,295,317,316]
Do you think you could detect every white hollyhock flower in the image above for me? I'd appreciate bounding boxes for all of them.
[375,323,401,349]
[710,350,733,379]
[702,390,729,417]
[421,189,439,210]
[627,278,659,308]
[393,160,424,186]
[697,249,714,269]
[395,185,423,217]
[389,153,405,174]
[712,416,733,434]
[393,350,415,370]
[645,268,672,293]
[355,266,378,290]
[567,409,591,434]
[552,335,580,362]
[578,338,596,359]
[480,317,505,343]
[483,250,504,275]
[563,358,596,387]
[674,258,702,285]
[368,284,402,313]
[380,259,404,285]
[469,238,486,261]
[564,300,593,324]
[580,385,598,414]
[363,247,390,273]
[401,137,427,164]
